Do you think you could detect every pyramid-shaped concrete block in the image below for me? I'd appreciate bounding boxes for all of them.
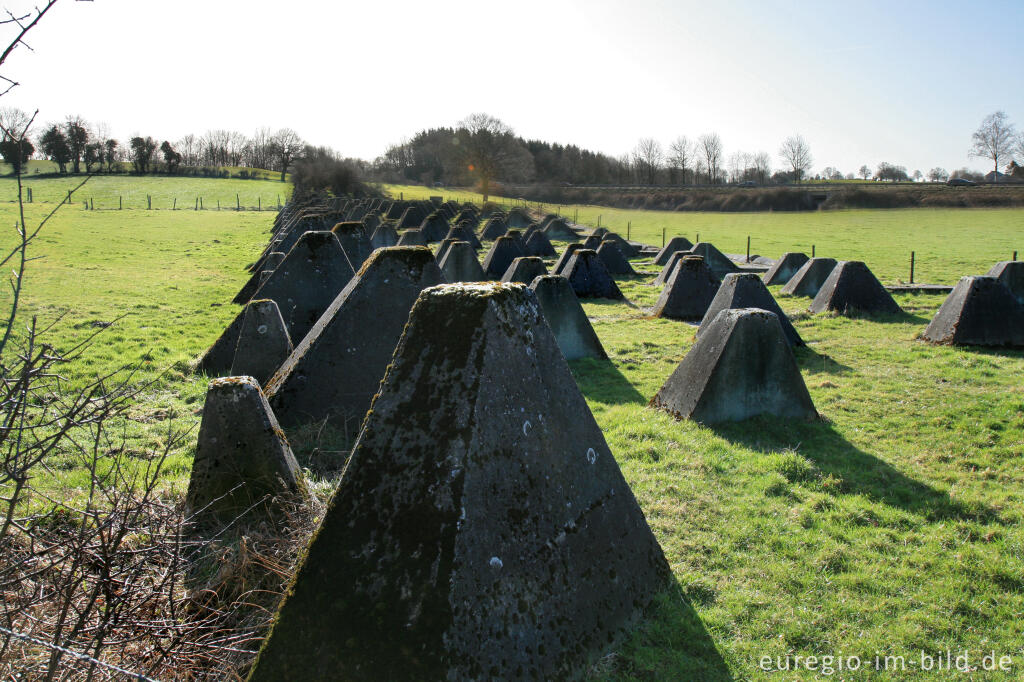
[530,275,607,360]
[500,256,548,283]
[809,261,902,316]
[602,232,639,258]
[370,223,399,249]
[396,205,427,229]
[195,308,246,376]
[439,241,486,282]
[552,243,584,275]
[186,376,304,525]
[524,229,557,257]
[699,273,803,346]
[654,250,689,286]
[419,212,450,242]
[362,212,381,232]
[921,276,1024,347]
[780,257,837,297]
[229,299,293,386]
[233,251,285,305]
[252,231,356,344]
[597,241,637,275]
[543,217,579,241]
[266,247,444,429]
[986,261,1024,304]
[582,234,602,250]
[249,283,670,681]
[444,224,481,249]
[480,215,508,240]
[654,237,694,266]
[763,252,810,286]
[563,249,624,299]
[482,235,526,279]
[396,228,427,246]
[506,206,533,228]
[689,242,741,279]
[331,221,372,268]
[652,255,720,320]
[435,237,459,264]
[652,308,818,424]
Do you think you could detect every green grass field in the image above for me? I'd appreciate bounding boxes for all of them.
[3,177,1024,679]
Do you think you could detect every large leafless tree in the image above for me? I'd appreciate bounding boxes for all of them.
[779,134,813,183]
[456,113,521,202]
[969,111,1016,181]
[668,136,693,185]
[632,137,662,185]
[697,133,722,184]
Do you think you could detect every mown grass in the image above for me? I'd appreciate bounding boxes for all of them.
[4,176,1024,679]
[0,173,291,210]
[389,183,1024,286]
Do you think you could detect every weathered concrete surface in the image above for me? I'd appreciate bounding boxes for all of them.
[195,307,247,376]
[480,215,508,240]
[397,205,427,229]
[780,257,837,297]
[986,261,1024,304]
[553,243,584,276]
[543,218,580,241]
[652,308,818,424]
[654,251,688,286]
[501,256,549,283]
[229,299,294,386]
[186,376,304,525]
[435,238,459,264]
[252,231,356,344]
[362,212,381,232]
[809,261,903,316]
[248,283,670,681]
[439,241,487,282]
[370,223,399,249]
[699,273,804,346]
[396,228,427,247]
[602,232,639,258]
[596,241,637,275]
[233,251,285,305]
[504,230,528,254]
[654,237,695,266]
[530,275,607,360]
[762,252,810,286]
[524,229,557,257]
[563,249,624,300]
[582,235,602,250]
[652,255,720,321]
[331,221,373,268]
[482,235,526,279]
[921,276,1024,347]
[420,212,450,242]
[688,242,740,280]
[507,206,533,228]
[445,224,482,249]
[266,247,444,430]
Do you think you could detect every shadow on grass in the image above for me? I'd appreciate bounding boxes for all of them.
[583,296,640,310]
[711,416,996,523]
[595,582,733,681]
[794,346,854,375]
[571,358,647,406]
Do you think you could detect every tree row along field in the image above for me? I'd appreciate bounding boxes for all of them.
[388,184,1024,286]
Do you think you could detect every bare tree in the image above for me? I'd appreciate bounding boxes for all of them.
[667,136,693,185]
[751,151,771,184]
[858,164,871,180]
[970,111,1016,181]
[632,138,662,185]
[176,133,198,166]
[455,113,520,202]
[697,133,722,184]
[779,134,813,183]
[270,127,303,182]
[927,167,948,182]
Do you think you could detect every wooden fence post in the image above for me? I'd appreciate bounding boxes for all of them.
[173,197,176,210]
[236,193,240,211]
[119,196,122,210]
[910,251,915,284]
[662,227,666,248]
[812,244,816,257]
[746,235,751,263]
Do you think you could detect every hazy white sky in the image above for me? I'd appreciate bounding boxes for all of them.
[3,0,1022,176]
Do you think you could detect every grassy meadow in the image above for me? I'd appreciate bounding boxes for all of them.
[3,177,1024,679]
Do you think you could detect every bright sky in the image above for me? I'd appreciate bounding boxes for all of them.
[3,0,1022,176]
